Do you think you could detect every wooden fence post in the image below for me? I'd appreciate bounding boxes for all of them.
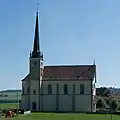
[0,109,2,120]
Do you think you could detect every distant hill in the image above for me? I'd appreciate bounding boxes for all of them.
[0,90,22,93]
[0,89,22,103]
[108,87,120,95]
[96,87,120,95]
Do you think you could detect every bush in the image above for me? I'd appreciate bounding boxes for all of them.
[96,99,105,109]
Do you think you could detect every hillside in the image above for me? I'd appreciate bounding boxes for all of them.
[0,90,22,103]
[0,90,22,93]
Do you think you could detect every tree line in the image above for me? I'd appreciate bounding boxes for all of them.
[96,87,118,111]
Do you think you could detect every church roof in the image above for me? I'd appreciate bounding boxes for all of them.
[43,65,95,80]
[22,65,96,81]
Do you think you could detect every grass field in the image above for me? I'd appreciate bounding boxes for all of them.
[2,113,120,120]
[0,103,17,109]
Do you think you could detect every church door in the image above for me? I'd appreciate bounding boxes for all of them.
[32,102,37,110]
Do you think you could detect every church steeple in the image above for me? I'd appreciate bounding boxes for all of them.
[31,11,40,58]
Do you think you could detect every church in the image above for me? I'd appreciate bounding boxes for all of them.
[20,11,97,112]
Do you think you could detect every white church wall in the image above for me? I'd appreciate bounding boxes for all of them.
[22,79,41,111]
[58,82,73,111]
[75,95,91,112]
[21,95,29,109]
[42,95,56,111]
[74,80,92,112]
[21,77,92,112]
[21,95,26,109]
[30,80,41,111]
[22,78,29,94]
[41,80,56,111]
[21,78,30,109]
[59,95,72,111]
[30,80,40,94]
[41,79,92,112]
[30,95,39,111]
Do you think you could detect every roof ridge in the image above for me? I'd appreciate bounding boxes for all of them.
[78,65,95,78]
[44,65,94,67]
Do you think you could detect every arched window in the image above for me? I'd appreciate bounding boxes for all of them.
[80,84,85,94]
[48,84,52,94]
[32,102,36,110]
[33,90,36,95]
[64,84,68,94]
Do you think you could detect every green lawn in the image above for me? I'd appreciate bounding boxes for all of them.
[2,113,120,120]
[0,103,17,109]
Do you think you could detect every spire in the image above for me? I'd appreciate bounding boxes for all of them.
[93,60,97,83]
[32,3,40,58]
[93,60,95,65]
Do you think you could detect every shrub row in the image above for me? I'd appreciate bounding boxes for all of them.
[0,100,18,103]
[86,111,120,115]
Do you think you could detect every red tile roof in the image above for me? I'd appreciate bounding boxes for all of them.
[43,65,95,80]
[22,65,96,81]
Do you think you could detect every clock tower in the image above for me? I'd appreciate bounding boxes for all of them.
[29,11,42,111]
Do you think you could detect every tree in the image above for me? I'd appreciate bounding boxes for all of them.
[117,106,120,111]
[96,99,105,109]
[96,87,110,97]
[104,98,110,105]
[110,100,117,110]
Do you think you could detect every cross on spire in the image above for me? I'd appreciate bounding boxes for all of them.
[37,2,39,14]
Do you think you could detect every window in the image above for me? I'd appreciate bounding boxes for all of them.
[64,84,68,94]
[73,84,75,93]
[33,90,36,94]
[80,84,85,94]
[48,84,52,94]
[32,102,36,110]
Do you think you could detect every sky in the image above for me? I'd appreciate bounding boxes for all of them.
[0,0,120,90]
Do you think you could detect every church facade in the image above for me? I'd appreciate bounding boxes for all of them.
[20,12,97,112]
